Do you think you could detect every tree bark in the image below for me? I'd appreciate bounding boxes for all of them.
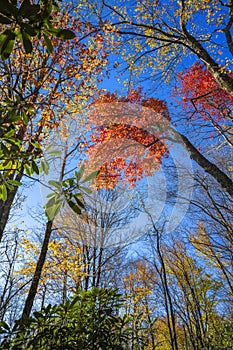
[179,0,233,97]
[0,171,24,242]
[21,220,53,319]
[171,128,233,198]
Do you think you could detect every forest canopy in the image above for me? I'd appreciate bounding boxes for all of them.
[0,1,232,349]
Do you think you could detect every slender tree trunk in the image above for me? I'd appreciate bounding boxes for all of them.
[0,124,35,241]
[62,270,68,304]
[157,247,179,350]
[145,303,156,350]
[96,247,103,288]
[148,224,179,350]
[21,138,74,318]
[0,235,19,320]
[83,245,91,291]
[92,246,97,287]
[21,220,53,319]
[0,171,24,242]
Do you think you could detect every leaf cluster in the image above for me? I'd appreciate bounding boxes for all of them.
[0,101,43,200]
[0,288,136,350]
[87,90,169,189]
[0,0,75,59]
[45,165,99,220]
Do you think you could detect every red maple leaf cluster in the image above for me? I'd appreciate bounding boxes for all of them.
[176,62,233,122]
[85,90,170,189]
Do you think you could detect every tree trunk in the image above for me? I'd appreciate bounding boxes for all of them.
[0,171,24,242]
[170,128,233,198]
[21,220,53,319]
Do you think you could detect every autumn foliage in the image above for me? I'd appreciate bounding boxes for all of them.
[0,5,108,154]
[86,89,170,188]
[176,62,233,122]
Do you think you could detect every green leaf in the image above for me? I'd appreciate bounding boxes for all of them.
[0,184,7,201]
[65,177,74,187]
[30,139,41,149]
[21,31,33,54]
[0,142,9,155]
[24,163,33,176]
[73,194,85,208]
[22,23,37,37]
[19,0,40,18]
[6,137,22,148]
[4,129,15,138]
[43,34,53,53]
[0,320,10,332]
[31,160,39,175]
[48,180,62,190]
[5,182,14,190]
[7,114,21,123]
[81,170,100,183]
[80,186,92,194]
[49,28,75,40]
[45,144,61,156]
[45,196,63,220]
[39,158,49,175]
[7,179,22,187]
[75,165,85,182]
[33,311,43,319]
[46,192,56,198]
[0,33,6,52]
[1,160,12,169]
[40,1,53,19]
[67,200,81,215]
[0,30,15,60]
[47,149,61,156]
[21,111,28,125]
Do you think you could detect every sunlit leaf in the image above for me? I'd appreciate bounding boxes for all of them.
[48,180,62,190]
[39,158,49,175]
[81,170,100,183]
[0,184,7,201]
